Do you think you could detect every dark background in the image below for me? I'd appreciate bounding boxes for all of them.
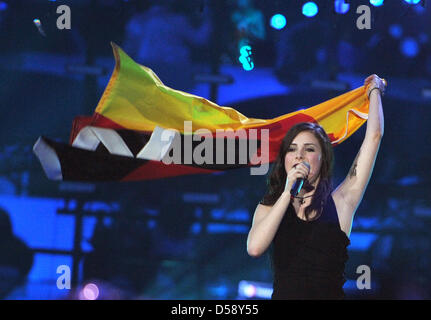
[0,0,430,300]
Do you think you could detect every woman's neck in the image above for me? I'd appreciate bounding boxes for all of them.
[297,178,318,197]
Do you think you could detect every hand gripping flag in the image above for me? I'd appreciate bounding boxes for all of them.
[33,43,372,182]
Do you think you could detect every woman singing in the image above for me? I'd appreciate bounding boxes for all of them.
[247,74,386,299]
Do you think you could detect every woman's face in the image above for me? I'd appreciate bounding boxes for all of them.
[284,131,322,185]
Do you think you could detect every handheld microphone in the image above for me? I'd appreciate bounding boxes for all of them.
[290,161,310,197]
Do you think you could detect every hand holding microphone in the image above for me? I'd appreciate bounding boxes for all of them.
[284,161,311,196]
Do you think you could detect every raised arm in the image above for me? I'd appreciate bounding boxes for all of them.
[332,74,386,236]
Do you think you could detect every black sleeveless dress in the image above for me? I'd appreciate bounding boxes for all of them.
[269,194,350,299]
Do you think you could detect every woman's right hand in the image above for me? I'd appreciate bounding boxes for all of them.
[284,162,310,192]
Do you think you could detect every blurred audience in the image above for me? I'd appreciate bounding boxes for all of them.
[274,19,336,83]
[231,0,265,50]
[0,208,34,299]
[122,0,212,92]
[83,215,160,298]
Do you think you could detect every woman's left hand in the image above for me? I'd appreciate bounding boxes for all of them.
[364,74,387,98]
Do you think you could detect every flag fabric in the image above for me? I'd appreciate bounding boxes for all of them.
[33,43,372,182]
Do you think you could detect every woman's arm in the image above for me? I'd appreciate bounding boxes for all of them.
[332,74,386,236]
[247,191,291,257]
[247,162,310,257]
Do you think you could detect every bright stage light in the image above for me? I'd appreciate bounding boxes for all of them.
[0,1,8,11]
[270,14,286,30]
[369,0,384,7]
[302,2,318,17]
[238,280,273,299]
[404,0,421,4]
[239,45,254,71]
[389,24,403,39]
[400,37,419,58]
[334,0,350,14]
[79,283,100,300]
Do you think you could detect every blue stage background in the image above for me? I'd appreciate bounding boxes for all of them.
[0,0,430,300]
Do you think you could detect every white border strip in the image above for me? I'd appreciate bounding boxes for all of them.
[331,108,368,145]
[33,137,63,181]
[136,126,178,161]
[72,126,134,157]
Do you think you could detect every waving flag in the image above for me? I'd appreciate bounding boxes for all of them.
[33,43,372,182]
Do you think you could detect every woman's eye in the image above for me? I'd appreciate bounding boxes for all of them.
[287,147,314,152]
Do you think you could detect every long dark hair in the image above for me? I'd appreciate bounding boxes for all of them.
[260,122,334,221]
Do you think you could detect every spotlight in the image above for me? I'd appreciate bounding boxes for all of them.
[404,0,421,4]
[270,14,287,30]
[422,88,431,99]
[239,45,254,71]
[334,0,350,14]
[238,280,273,299]
[79,283,100,300]
[418,32,428,44]
[388,24,403,39]
[0,1,8,11]
[369,0,384,6]
[400,37,419,58]
[243,284,257,298]
[302,2,319,17]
